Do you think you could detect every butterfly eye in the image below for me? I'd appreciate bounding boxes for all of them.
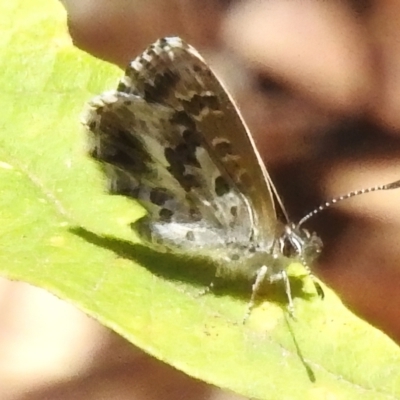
[279,225,306,258]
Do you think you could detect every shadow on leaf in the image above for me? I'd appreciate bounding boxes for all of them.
[70,226,316,309]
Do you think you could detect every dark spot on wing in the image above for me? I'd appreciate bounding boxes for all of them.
[181,173,201,192]
[159,208,173,222]
[147,45,157,57]
[189,208,202,222]
[165,147,201,191]
[90,111,152,175]
[213,139,233,157]
[176,143,200,167]
[110,177,143,199]
[182,129,202,148]
[171,110,203,149]
[185,231,195,241]
[230,253,240,261]
[165,147,184,175]
[171,111,197,131]
[139,56,150,70]
[182,94,220,116]
[192,65,202,74]
[248,245,257,253]
[164,109,207,193]
[215,176,231,196]
[159,37,169,46]
[143,70,180,103]
[117,81,129,92]
[192,65,213,81]
[150,187,173,206]
[230,206,238,217]
[87,120,97,131]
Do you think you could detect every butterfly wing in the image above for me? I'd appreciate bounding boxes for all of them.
[117,37,280,243]
[84,93,252,253]
[83,37,279,254]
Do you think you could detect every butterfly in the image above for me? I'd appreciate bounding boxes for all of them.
[82,36,400,319]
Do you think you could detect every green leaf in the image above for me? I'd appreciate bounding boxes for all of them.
[1,1,400,399]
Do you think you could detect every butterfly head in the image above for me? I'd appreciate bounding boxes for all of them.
[279,223,323,265]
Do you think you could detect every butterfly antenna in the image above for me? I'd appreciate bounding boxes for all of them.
[298,179,400,227]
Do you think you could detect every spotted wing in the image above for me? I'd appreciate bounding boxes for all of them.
[83,37,279,253]
[117,36,279,243]
[83,91,253,252]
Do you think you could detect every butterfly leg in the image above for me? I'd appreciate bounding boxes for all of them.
[243,265,269,323]
[301,263,325,299]
[252,267,295,319]
[280,269,295,317]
